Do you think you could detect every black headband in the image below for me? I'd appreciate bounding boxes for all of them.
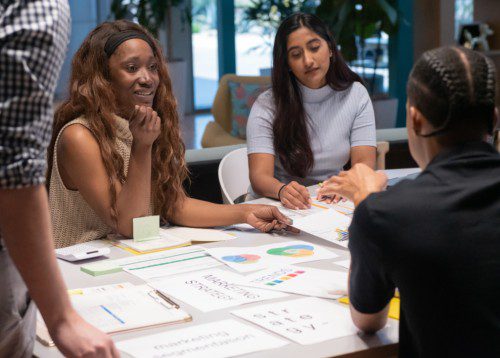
[104,30,154,58]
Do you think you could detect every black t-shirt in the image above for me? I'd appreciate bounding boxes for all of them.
[348,141,500,358]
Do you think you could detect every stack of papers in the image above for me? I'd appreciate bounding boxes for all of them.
[81,246,222,277]
[37,283,191,346]
[111,226,236,254]
[116,231,190,253]
[163,226,237,242]
[122,246,223,281]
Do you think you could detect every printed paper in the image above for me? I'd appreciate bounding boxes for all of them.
[236,265,348,299]
[232,297,357,345]
[206,240,338,273]
[117,319,288,358]
[151,268,287,312]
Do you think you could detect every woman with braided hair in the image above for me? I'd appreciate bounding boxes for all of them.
[47,20,293,248]
[319,46,500,357]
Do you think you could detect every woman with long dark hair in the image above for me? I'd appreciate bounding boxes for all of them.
[47,20,292,248]
[247,13,376,209]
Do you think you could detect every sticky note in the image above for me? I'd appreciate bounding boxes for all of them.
[338,296,400,320]
[81,262,122,276]
[133,215,160,242]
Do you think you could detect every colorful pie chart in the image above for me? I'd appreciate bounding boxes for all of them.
[222,254,261,264]
[266,244,314,257]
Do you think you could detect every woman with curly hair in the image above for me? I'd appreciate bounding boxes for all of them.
[47,20,291,248]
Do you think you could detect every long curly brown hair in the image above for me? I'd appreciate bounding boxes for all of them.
[47,20,188,223]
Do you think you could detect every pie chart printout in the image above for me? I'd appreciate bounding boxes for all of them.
[267,244,314,258]
[222,254,261,264]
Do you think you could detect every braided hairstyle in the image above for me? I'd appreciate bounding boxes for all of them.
[407,46,496,137]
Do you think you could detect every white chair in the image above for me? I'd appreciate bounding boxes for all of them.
[218,148,250,204]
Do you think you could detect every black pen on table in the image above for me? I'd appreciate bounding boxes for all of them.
[154,289,180,309]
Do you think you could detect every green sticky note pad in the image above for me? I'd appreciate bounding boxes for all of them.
[133,215,160,242]
[81,262,121,276]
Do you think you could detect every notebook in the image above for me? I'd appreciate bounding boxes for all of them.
[36,283,191,346]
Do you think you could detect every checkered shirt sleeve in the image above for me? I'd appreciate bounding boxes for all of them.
[0,0,70,188]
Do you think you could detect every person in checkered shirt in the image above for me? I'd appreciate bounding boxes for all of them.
[0,1,117,356]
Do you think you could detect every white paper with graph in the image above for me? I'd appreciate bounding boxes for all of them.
[292,209,351,248]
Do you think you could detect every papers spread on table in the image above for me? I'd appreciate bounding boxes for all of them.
[270,200,327,220]
[70,284,190,332]
[333,258,351,270]
[235,265,348,299]
[81,246,221,277]
[151,268,287,312]
[162,226,237,242]
[110,227,235,255]
[331,200,355,217]
[36,283,135,346]
[205,240,338,273]
[291,208,352,248]
[117,319,288,358]
[232,297,357,345]
[122,246,223,281]
[267,199,353,248]
[116,229,191,253]
[270,199,354,219]
[36,283,191,346]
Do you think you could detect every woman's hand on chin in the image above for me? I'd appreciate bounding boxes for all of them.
[129,105,161,148]
[244,205,299,233]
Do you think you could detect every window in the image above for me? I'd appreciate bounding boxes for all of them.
[455,0,474,38]
[192,0,219,110]
[234,0,273,76]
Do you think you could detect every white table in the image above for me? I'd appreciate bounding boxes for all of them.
[34,168,421,357]
[34,234,398,357]
[383,167,421,180]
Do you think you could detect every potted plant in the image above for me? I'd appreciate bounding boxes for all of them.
[316,0,400,128]
[110,0,189,117]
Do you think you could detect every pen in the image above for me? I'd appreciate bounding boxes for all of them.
[154,289,180,309]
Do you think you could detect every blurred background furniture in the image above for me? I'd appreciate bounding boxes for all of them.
[201,74,270,148]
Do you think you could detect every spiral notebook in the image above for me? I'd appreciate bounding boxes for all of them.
[36,283,191,347]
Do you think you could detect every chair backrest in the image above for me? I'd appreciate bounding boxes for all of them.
[211,74,271,134]
[218,147,250,204]
[376,141,390,170]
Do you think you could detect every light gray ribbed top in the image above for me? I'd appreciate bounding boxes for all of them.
[246,81,376,186]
